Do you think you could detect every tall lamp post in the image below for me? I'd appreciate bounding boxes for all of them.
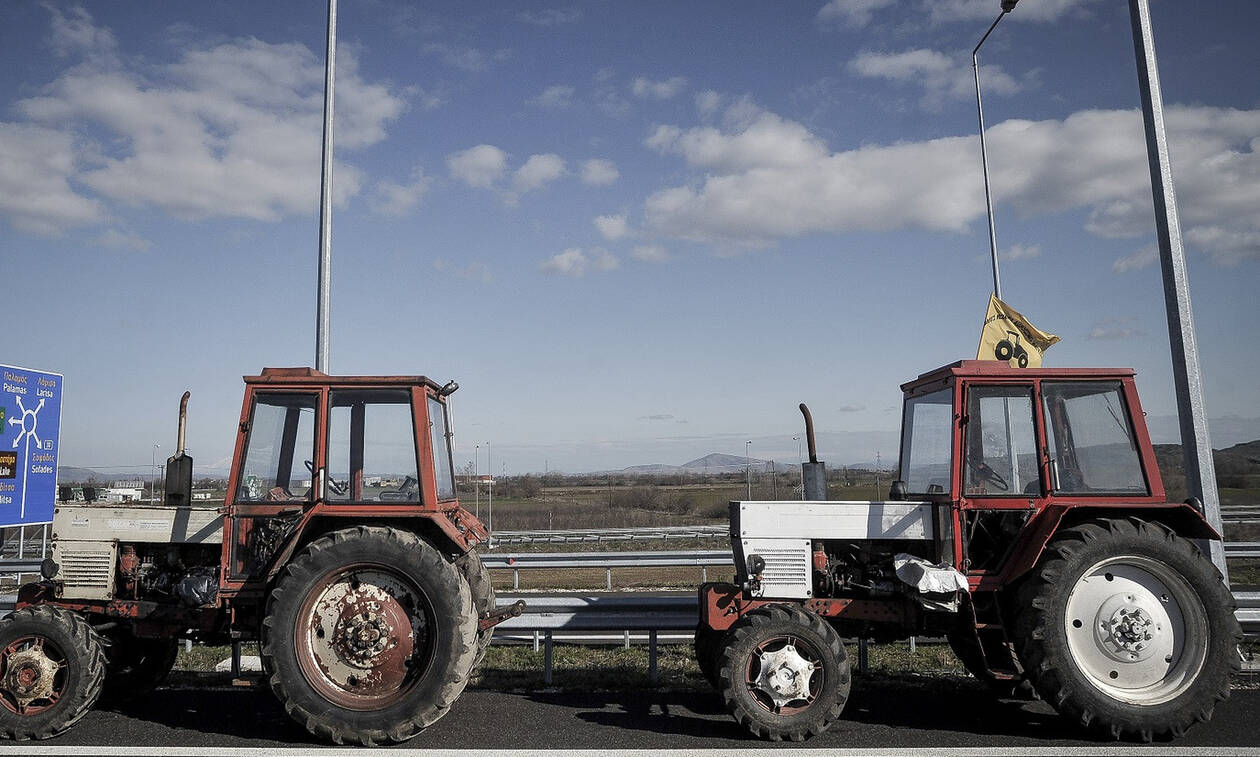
[486,441,493,548]
[973,0,1019,299]
[745,440,752,499]
[474,443,480,519]
[151,444,160,503]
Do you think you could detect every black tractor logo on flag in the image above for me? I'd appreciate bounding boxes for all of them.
[994,330,1029,368]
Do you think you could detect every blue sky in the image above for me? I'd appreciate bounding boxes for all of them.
[2,1,1258,477]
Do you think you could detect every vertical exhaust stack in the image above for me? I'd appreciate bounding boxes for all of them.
[799,403,828,501]
[165,391,194,507]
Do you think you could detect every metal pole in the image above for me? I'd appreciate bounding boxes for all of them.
[745,441,752,499]
[315,0,337,373]
[487,441,493,548]
[474,444,480,519]
[1128,0,1227,583]
[973,11,1006,300]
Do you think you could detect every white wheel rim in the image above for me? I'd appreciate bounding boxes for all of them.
[1064,555,1208,705]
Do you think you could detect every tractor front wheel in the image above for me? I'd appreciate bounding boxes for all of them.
[1015,517,1240,741]
[262,526,478,745]
[0,606,106,739]
[716,604,849,741]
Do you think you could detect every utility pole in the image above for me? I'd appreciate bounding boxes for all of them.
[315,0,337,372]
[1128,0,1227,582]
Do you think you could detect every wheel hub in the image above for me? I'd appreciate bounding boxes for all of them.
[1094,593,1163,663]
[753,643,816,706]
[3,647,59,707]
[334,609,393,666]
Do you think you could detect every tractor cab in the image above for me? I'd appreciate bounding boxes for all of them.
[895,361,1211,583]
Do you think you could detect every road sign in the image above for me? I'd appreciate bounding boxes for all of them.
[0,364,63,526]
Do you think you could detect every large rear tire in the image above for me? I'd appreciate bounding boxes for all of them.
[262,526,478,745]
[455,549,496,668]
[0,606,106,740]
[1015,517,1240,741]
[717,604,849,742]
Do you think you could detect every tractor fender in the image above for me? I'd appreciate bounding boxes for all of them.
[997,502,1220,586]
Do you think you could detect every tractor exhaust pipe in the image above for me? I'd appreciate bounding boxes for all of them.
[165,391,194,506]
[799,403,827,501]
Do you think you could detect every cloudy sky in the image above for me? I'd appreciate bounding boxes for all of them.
[2,1,1258,477]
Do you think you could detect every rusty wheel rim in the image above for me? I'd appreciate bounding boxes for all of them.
[295,563,434,710]
[745,634,822,716]
[0,635,69,716]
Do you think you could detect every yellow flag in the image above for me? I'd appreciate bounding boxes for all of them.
[976,293,1060,368]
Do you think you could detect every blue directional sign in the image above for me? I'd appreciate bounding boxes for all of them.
[0,364,63,527]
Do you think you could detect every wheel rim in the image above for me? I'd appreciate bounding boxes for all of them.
[1064,555,1208,705]
[0,635,68,716]
[745,634,821,715]
[295,563,435,710]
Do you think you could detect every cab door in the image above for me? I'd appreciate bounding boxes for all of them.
[225,389,322,581]
[959,383,1042,574]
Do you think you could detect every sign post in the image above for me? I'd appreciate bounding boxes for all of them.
[0,364,63,527]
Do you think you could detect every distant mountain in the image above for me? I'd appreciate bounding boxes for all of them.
[619,453,796,476]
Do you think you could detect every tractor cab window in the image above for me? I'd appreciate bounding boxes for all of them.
[964,386,1038,496]
[327,390,420,503]
[428,396,456,500]
[899,388,954,495]
[239,393,317,501]
[1042,381,1147,495]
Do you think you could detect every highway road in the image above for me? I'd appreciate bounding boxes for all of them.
[28,675,1260,752]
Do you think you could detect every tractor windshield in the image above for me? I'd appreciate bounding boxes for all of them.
[428,396,456,500]
[1042,381,1147,495]
[899,388,954,496]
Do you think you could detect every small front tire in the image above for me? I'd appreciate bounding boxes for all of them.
[0,606,107,740]
[717,604,849,742]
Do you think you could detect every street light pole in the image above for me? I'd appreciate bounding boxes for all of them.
[314,0,337,372]
[486,441,493,548]
[745,440,752,499]
[151,444,160,503]
[1128,0,1227,582]
[972,0,1019,300]
[474,443,480,519]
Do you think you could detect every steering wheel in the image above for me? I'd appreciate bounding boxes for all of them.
[972,461,1009,491]
[304,459,347,496]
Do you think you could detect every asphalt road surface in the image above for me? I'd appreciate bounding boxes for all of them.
[29,677,1260,752]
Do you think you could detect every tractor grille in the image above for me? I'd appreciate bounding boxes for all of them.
[741,538,812,599]
[52,542,116,600]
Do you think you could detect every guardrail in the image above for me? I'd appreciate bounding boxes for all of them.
[483,549,732,589]
[490,525,727,544]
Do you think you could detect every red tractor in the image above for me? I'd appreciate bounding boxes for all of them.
[0,368,519,743]
[696,360,1240,742]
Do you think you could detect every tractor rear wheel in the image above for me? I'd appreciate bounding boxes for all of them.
[717,604,849,742]
[455,549,496,668]
[0,606,107,739]
[262,526,478,745]
[1015,517,1240,741]
[100,632,179,702]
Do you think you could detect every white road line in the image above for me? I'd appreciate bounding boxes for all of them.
[2,749,1260,756]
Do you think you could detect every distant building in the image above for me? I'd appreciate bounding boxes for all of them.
[114,480,144,489]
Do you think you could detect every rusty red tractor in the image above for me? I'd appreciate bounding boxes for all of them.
[0,368,520,744]
[696,361,1240,742]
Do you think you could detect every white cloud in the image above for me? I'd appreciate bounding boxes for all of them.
[422,43,511,72]
[540,247,619,277]
[513,153,566,193]
[373,167,432,215]
[529,85,575,108]
[850,48,1021,110]
[632,245,669,263]
[631,76,688,100]
[643,101,1260,266]
[0,123,105,234]
[1087,317,1147,340]
[517,8,582,26]
[448,144,508,188]
[579,158,619,186]
[96,228,151,251]
[594,213,630,241]
[5,10,404,230]
[1002,243,1041,261]
[696,90,723,118]
[1113,245,1158,272]
[816,0,896,28]
[924,0,1101,24]
[434,258,492,284]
